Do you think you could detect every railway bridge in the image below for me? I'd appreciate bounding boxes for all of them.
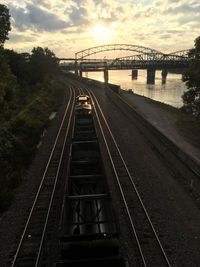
[59,44,190,84]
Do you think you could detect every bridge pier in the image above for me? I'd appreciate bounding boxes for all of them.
[147,68,156,84]
[161,69,168,84]
[104,70,109,83]
[131,69,138,80]
[79,70,83,77]
[75,60,78,76]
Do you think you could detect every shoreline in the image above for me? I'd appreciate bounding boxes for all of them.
[122,90,180,111]
[120,90,200,163]
[87,69,186,108]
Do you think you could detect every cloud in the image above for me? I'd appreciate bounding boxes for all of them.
[4,0,200,56]
[165,3,200,14]
[9,3,69,32]
[9,33,37,43]
[178,14,200,25]
[30,0,52,9]
[66,6,88,26]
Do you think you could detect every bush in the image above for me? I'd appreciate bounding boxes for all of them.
[0,127,16,176]
[0,189,13,213]
[182,36,200,119]
[0,45,65,213]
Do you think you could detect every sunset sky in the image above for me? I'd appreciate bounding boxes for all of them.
[3,0,200,57]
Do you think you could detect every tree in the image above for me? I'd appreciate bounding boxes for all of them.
[0,47,17,111]
[182,36,200,119]
[29,47,59,84]
[0,4,11,46]
[4,49,30,86]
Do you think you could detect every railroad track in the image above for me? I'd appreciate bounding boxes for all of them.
[104,88,200,205]
[87,89,172,267]
[10,86,76,267]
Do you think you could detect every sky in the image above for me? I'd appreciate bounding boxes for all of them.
[3,0,200,57]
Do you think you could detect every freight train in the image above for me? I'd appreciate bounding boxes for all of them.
[55,95,126,266]
[75,95,92,114]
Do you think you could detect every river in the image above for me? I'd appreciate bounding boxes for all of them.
[84,69,187,108]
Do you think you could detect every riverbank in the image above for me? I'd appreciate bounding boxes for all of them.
[88,69,186,108]
[121,91,200,164]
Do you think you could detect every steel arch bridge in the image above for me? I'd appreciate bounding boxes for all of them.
[59,44,190,80]
[106,48,190,69]
[72,44,190,71]
[168,49,190,57]
[58,44,191,83]
[75,44,163,60]
[111,49,189,61]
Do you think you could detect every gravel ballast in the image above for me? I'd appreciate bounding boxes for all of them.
[89,84,200,266]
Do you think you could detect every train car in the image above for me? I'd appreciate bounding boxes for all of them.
[55,98,126,266]
[75,102,92,114]
[73,113,96,141]
[76,95,90,104]
[75,95,92,114]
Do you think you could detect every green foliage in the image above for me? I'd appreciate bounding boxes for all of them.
[3,46,59,88]
[0,77,65,212]
[0,4,11,45]
[0,189,13,213]
[182,36,200,118]
[0,128,16,177]
[0,43,65,212]
[29,47,59,84]
[0,127,16,212]
[4,49,30,86]
[0,47,17,113]
[10,95,50,164]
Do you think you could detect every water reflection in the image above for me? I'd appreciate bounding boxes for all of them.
[85,69,187,108]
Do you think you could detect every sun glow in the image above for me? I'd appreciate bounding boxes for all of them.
[90,24,113,42]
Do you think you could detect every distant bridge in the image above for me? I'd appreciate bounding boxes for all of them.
[59,44,190,84]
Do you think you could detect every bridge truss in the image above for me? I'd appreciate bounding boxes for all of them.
[107,49,189,69]
[73,44,190,70]
[59,44,190,72]
[75,44,163,60]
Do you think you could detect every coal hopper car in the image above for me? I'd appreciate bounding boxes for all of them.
[55,95,126,266]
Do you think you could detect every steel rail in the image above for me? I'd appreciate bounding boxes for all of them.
[11,87,75,267]
[86,90,147,266]
[35,88,76,266]
[88,89,171,267]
